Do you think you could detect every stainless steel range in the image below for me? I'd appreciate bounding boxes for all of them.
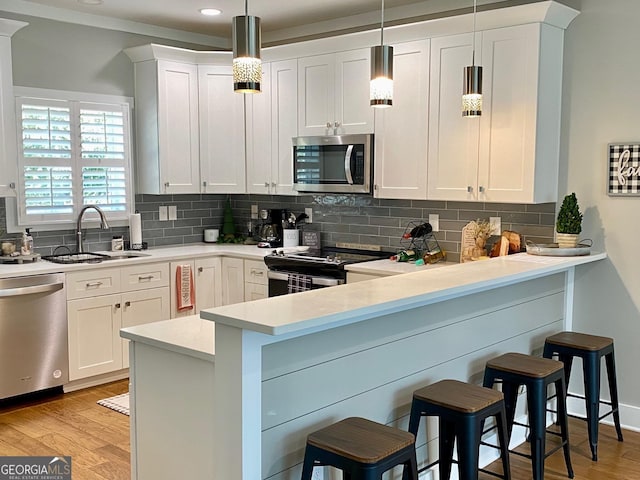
[264,246,390,296]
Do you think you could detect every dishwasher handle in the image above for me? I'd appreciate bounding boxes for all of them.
[0,281,64,298]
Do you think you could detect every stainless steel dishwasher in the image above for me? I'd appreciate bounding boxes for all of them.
[0,273,68,399]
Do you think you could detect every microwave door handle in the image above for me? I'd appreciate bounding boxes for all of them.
[344,145,354,184]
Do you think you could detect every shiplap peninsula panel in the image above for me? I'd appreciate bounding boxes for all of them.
[260,274,565,478]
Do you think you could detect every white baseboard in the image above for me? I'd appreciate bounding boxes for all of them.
[63,369,129,393]
[567,394,640,433]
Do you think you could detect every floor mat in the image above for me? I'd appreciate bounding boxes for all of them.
[97,392,130,416]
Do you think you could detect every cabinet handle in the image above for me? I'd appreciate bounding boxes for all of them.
[478,186,485,193]
[125,301,131,307]
[115,303,121,309]
[9,182,15,189]
[164,182,170,187]
[467,186,473,193]
[198,267,204,273]
[271,182,276,188]
[138,275,154,281]
[334,121,341,128]
[252,270,264,276]
[326,122,332,128]
[203,181,208,187]
[85,281,103,288]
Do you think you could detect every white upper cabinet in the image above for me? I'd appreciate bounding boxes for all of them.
[246,60,298,195]
[0,19,28,197]
[374,40,430,199]
[199,64,246,194]
[130,58,201,194]
[427,23,565,203]
[298,49,373,136]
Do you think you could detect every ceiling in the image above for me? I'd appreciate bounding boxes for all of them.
[5,0,522,47]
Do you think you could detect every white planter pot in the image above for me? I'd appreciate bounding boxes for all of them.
[556,232,578,248]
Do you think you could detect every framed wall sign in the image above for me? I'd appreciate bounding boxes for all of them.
[608,143,640,196]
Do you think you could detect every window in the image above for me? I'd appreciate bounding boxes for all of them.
[14,89,133,228]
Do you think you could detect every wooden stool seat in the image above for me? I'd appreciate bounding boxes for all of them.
[486,352,563,378]
[545,331,613,351]
[307,417,415,464]
[413,379,504,413]
[301,417,418,479]
[484,353,573,480]
[544,331,623,461]
[404,379,511,480]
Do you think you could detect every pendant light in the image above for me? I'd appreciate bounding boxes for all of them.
[370,0,393,108]
[462,0,482,116]
[232,0,262,93]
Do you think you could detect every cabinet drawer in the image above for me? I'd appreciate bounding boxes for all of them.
[245,282,267,302]
[66,268,121,300]
[244,259,268,285]
[121,262,170,292]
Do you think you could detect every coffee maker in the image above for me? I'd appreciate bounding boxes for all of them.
[258,209,283,248]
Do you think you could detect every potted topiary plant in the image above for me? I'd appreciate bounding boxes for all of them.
[556,192,582,248]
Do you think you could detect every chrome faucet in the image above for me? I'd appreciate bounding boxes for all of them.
[76,205,110,253]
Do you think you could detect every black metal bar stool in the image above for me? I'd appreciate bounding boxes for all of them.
[483,353,573,480]
[300,416,418,480]
[403,379,511,480]
[543,331,623,461]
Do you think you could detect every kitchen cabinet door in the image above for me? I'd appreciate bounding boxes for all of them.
[122,286,170,368]
[270,59,298,195]
[244,258,268,301]
[67,294,123,380]
[298,49,372,136]
[221,257,245,306]
[374,40,430,199]
[199,65,247,194]
[246,62,273,194]
[195,257,223,312]
[0,22,25,197]
[427,32,481,201]
[478,23,561,203]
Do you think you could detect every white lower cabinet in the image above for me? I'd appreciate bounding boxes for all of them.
[222,257,245,306]
[244,259,268,301]
[66,263,170,381]
[195,257,223,311]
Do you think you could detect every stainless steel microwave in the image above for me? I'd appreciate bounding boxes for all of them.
[292,134,373,194]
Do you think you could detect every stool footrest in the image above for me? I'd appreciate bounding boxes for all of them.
[478,467,509,479]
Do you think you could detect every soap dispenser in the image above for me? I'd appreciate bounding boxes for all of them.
[21,228,33,255]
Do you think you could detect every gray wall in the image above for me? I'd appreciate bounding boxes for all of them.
[560,0,640,422]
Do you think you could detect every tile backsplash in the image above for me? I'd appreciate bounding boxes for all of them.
[0,194,555,263]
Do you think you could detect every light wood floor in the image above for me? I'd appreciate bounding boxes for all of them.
[0,380,638,480]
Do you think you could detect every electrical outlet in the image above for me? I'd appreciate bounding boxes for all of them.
[159,206,168,221]
[168,205,177,221]
[489,216,501,235]
[428,213,439,232]
[251,204,259,219]
[305,207,313,223]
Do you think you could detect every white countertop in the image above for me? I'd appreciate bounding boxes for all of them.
[0,243,273,278]
[121,314,215,362]
[345,258,455,276]
[200,252,607,336]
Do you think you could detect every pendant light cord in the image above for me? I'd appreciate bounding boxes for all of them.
[471,0,477,66]
[380,0,385,46]
[245,0,248,16]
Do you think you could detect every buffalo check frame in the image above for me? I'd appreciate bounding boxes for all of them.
[608,143,640,196]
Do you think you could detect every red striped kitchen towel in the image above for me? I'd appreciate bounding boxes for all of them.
[176,264,195,311]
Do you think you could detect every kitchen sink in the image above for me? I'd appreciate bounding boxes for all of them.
[42,251,150,264]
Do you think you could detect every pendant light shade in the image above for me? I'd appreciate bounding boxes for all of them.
[370,0,393,108]
[232,1,261,93]
[462,65,482,116]
[462,0,482,116]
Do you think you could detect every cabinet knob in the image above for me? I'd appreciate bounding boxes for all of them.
[467,186,473,193]
[326,122,332,128]
[164,182,170,187]
[115,303,121,309]
[271,182,276,188]
[374,184,378,190]
[478,186,485,193]
[334,121,341,128]
[9,182,15,189]
[264,182,269,187]
[125,301,131,307]
[203,181,208,187]
[198,267,204,273]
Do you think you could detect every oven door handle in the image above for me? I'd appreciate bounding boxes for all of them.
[267,271,344,287]
[344,144,354,185]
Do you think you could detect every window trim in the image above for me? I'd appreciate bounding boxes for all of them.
[6,87,134,234]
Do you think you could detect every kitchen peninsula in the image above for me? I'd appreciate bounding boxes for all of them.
[121,251,605,480]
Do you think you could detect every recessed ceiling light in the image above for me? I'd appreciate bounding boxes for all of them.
[200,8,222,16]
[78,0,104,5]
